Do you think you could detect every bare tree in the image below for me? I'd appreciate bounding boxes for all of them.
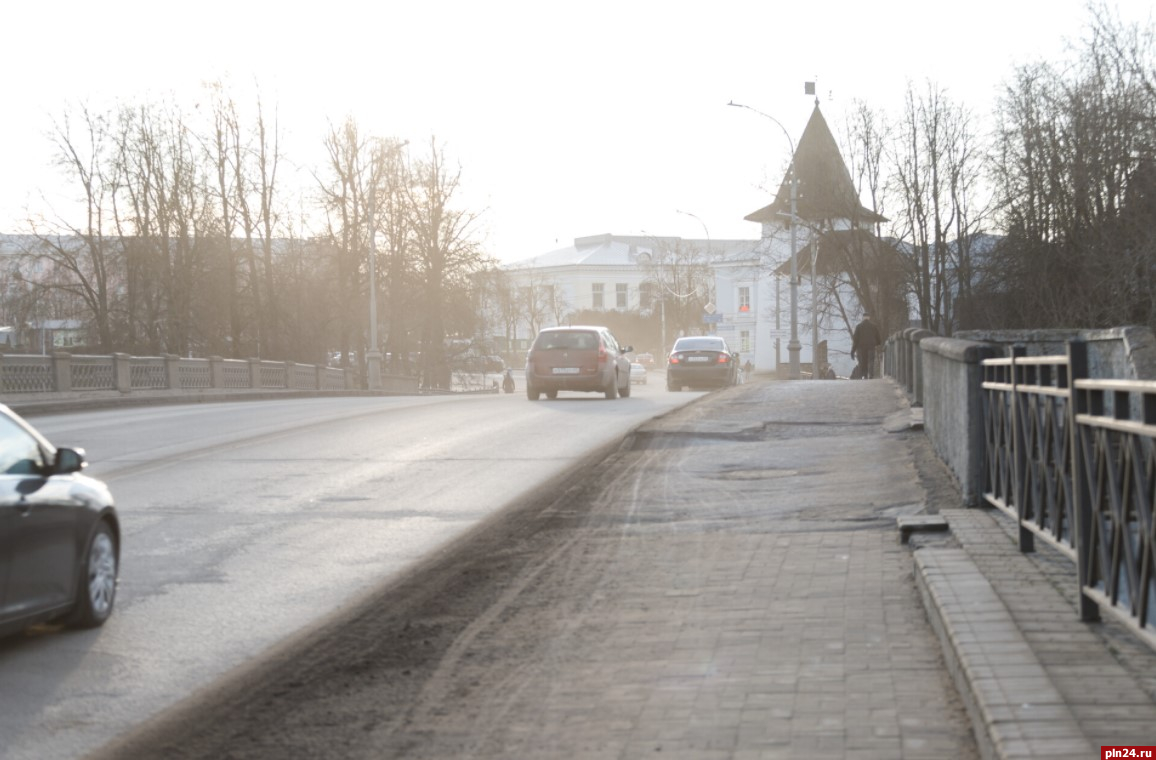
[888,82,987,335]
[317,117,372,373]
[517,268,559,337]
[206,87,248,358]
[638,237,714,342]
[404,137,486,389]
[367,138,415,375]
[983,4,1156,328]
[829,101,908,338]
[26,106,121,352]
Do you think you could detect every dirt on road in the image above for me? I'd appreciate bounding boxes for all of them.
[91,380,975,760]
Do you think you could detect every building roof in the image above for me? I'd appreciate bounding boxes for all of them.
[503,233,758,271]
[745,104,887,226]
[773,229,903,277]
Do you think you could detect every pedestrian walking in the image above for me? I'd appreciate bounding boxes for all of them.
[851,313,883,379]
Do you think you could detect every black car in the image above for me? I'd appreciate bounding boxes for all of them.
[0,405,119,637]
[666,335,740,391]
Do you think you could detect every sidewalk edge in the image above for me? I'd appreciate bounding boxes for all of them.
[913,547,1095,760]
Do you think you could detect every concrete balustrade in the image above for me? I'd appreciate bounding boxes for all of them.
[0,352,355,396]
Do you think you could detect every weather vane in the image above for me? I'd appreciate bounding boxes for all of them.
[804,79,823,106]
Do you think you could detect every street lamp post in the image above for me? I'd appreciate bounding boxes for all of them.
[811,237,819,378]
[728,100,800,380]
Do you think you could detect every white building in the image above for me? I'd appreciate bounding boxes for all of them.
[495,103,901,377]
[498,233,758,357]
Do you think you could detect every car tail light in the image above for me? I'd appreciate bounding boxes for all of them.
[598,345,608,364]
[718,354,730,363]
[669,354,680,364]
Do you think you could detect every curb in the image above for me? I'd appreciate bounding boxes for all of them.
[913,547,1095,760]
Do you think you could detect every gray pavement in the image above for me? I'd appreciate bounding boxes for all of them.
[29,375,1156,758]
[520,374,1156,759]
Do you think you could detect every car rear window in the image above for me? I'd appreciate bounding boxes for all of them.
[533,331,598,351]
[674,338,725,351]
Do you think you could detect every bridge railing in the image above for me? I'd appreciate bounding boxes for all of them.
[0,352,353,395]
[980,348,1077,560]
[1070,370,1156,643]
[961,339,1156,648]
[884,327,936,405]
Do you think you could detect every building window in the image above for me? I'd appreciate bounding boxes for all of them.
[740,330,751,353]
[738,286,751,313]
[639,281,656,313]
[592,283,604,309]
[616,283,628,309]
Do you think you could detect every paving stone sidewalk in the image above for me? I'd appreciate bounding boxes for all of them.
[915,507,1156,759]
[448,377,984,759]
[579,375,1156,760]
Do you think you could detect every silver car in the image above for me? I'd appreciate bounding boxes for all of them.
[525,326,633,400]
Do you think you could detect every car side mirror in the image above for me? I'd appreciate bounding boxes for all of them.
[623,345,634,353]
[54,447,87,475]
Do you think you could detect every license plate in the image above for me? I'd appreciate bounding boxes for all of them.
[552,367,580,374]
[687,356,710,363]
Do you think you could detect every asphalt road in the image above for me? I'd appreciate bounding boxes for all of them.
[0,379,698,760]
[85,377,977,760]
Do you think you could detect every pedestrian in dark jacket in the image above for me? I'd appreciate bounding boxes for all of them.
[851,314,883,379]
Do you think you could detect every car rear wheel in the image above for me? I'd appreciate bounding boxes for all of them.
[620,375,631,397]
[527,384,541,401]
[546,389,558,399]
[605,372,619,399]
[65,521,118,629]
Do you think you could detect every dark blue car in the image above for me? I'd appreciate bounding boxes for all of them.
[666,336,739,391]
[0,405,119,637]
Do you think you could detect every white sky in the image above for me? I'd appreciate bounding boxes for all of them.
[2,0,1153,262]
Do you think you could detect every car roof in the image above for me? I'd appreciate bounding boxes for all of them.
[538,325,609,332]
[674,336,726,345]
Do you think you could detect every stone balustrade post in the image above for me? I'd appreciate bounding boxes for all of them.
[209,356,225,389]
[112,353,132,393]
[911,329,936,407]
[164,354,180,390]
[51,352,72,392]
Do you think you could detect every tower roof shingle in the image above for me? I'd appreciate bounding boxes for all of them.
[744,104,886,226]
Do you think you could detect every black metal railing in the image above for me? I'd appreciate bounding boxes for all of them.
[981,349,1077,557]
[1072,373,1156,638]
[981,340,1156,647]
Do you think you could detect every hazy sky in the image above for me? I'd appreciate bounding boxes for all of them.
[3,1,1152,261]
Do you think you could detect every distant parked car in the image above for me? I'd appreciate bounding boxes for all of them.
[635,352,656,367]
[630,362,648,384]
[666,335,739,391]
[525,326,633,400]
[0,404,119,638]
